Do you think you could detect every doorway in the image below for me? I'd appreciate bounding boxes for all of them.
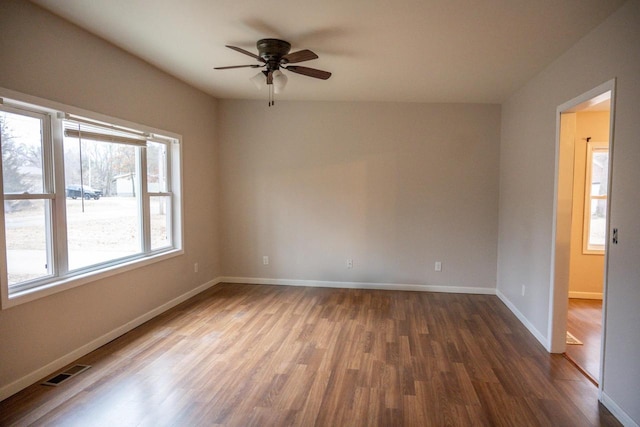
[550,80,615,391]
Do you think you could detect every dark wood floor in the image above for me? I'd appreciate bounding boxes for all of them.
[0,284,620,426]
[565,298,603,384]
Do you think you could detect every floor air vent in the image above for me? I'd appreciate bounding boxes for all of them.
[42,364,91,387]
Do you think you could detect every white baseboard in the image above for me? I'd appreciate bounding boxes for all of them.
[0,278,222,402]
[219,276,496,295]
[495,289,550,350]
[568,291,603,300]
[601,391,639,427]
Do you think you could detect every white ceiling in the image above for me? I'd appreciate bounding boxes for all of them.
[32,0,624,104]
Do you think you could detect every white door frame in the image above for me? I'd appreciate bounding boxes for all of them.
[548,79,616,397]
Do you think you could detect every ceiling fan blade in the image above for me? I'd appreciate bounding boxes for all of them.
[225,45,265,62]
[281,49,318,64]
[285,66,332,80]
[214,65,261,70]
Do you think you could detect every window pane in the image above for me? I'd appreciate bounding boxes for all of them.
[3,200,51,286]
[588,198,607,248]
[586,147,608,251]
[64,134,142,270]
[0,110,44,194]
[150,196,172,250]
[590,151,608,196]
[147,141,168,193]
[66,196,141,270]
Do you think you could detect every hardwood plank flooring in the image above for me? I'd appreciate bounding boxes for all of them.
[565,298,603,384]
[0,284,620,426]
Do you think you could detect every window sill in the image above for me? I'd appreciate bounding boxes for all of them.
[1,248,183,310]
[583,247,605,256]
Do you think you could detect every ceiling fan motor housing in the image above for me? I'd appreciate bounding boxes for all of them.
[257,39,291,68]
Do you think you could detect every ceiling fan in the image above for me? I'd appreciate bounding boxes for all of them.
[214,38,332,106]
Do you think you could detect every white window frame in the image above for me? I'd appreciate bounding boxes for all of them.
[0,89,183,309]
[582,140,608,254]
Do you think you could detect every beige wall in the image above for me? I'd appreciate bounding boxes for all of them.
[0,0,219,397]
[498,0,640,423]
[568,111,609,298]
[218,101,500,290]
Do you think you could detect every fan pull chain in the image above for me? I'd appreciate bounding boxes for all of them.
[268,84,274,107]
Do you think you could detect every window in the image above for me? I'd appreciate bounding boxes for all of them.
[1,107,53,286]
[1,93,182,307]
[583,141,608,254]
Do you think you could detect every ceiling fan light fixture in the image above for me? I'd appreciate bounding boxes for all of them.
[273,70,288,94]
[250,72,265,90]
[216,39,331,106]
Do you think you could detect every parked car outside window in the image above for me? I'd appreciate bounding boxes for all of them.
[65,185,102,200]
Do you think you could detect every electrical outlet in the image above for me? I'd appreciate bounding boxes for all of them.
[522,284,526,296]
[194,262,198,273]
[347,259,353,269]
[263,256,269,265]
[435,261,442,272]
